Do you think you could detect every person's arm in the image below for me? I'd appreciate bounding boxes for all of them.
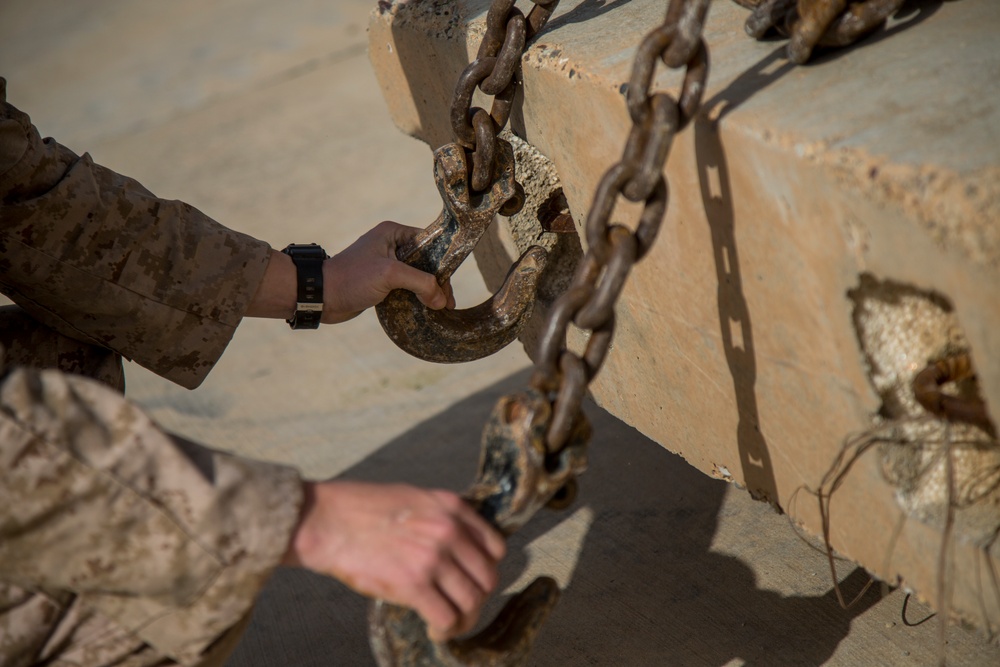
[246,221,454,325]
[0,79,271,389]
[0,363,503,664]
[0,364,303,664]
[0,80,452,387]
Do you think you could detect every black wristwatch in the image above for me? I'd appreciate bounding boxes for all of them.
[281,243,328,330]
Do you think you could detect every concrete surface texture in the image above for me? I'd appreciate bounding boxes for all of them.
[2,0,999,665]
[369,0,1000,638]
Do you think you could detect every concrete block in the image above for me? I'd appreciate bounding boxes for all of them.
[369,0,1000,633]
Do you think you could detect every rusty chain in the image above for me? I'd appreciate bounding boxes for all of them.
[448,0,901,456]
[731,0,906,64]
[437,0,911,477]
[522,0,903,458]
[368,0,938,662]
[450,0,560,203]
[528,0,711,456]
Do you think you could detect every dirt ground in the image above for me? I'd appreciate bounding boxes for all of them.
[2,0,999,664]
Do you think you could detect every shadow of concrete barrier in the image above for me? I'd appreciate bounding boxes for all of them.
[225,369,998,666]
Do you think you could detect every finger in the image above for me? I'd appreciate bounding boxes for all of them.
[440,279,457,309]
[447,527,500,598]
[412,583,462,643]
[387,262,449,310]
[425,581,480,642]
[434,552,489,621]
[441,493,507,561]
[377,220,423,250]
[390,222,425,240]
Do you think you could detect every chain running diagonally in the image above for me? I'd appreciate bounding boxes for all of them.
[449,0,560,206]
[529,0,711,456]
[445,0,893,455]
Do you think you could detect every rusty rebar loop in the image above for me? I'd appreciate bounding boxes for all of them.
[622,93,679,202]
[912,354,995,434]
[480,9,527,95]
[547,352,589,453]
[575,227,638,331]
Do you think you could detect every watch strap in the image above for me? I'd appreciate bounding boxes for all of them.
[281,243,328,330]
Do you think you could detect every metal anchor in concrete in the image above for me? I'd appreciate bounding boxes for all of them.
[368,389,590,666]
[376,139,547,363]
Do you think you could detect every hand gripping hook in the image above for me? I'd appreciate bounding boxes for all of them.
[375,140,548,363]
[368,390,590,667]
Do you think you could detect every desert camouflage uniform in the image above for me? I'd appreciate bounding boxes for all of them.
[0,78,305,666]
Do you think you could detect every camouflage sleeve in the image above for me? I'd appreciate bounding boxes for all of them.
[0,364,303,664]
[0,78,271,389]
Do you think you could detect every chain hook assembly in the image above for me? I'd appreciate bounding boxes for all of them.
[371,0,709,663]
[369,389,590,667]
[376,141,547,363]
[377,0,562,364]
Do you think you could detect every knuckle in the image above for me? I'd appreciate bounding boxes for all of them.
[408,545,439,580]
[435,490,464,511]
[432,518,460,544]
[420,512,458,545]
[480,567,499,593]
[430,608,459,635]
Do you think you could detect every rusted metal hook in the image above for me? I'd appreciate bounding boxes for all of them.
[376,140,547,363]
[912,353,996,436]
[368,389,590,666]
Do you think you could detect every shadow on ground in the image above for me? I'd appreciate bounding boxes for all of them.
[226,369,882,667]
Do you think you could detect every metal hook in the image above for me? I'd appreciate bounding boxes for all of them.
[368,389,590,667]
[376,140,547,363]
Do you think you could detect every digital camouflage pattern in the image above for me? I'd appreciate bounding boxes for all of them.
[0,305,125,391]
[0,77,270,390]
[0,79,305,666]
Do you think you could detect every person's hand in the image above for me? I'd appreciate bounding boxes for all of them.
[246,221,454,324]
[322,221,455,324]
[281,480,506,641]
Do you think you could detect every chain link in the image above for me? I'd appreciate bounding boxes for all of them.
[529,0,710,454]
[448,0,562,201]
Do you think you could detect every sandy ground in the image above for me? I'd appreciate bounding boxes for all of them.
[2,0,999,664]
